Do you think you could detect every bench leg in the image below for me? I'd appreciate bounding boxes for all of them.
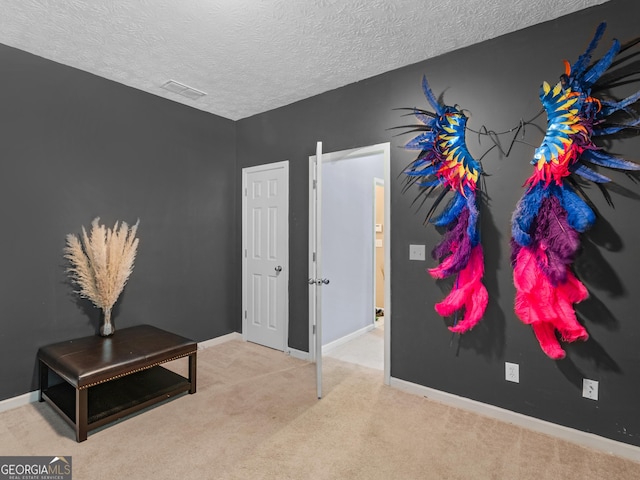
[39,361,48,402]
[188,353,197,394]
[75,388,88,442]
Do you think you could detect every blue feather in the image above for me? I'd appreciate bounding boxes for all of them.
[466,191,480,246]
[570,22,607,80]
[593,118,640,136]
[418,179,444,188]
[432,191,466,226]
[600,91,640,117]
[581,149,640,171]
[421,76,444,116]
[405,164,438,177]
[581,39,621,88]
[571,163,612,183]
[404,131,435,150]
[413,113,435,126]
[558,185,596,232]
[511,184,546,247]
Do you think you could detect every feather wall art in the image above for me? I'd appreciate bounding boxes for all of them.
[511,23,640,359]
[399,76,488,334]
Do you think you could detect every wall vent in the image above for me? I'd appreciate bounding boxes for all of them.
[160,80,207,100]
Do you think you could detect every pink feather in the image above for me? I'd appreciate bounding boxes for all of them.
[513,246,589,358]
[428,250,457,279]
[532,322,566,360]
[512,247,540,293]
[433,245,488,334]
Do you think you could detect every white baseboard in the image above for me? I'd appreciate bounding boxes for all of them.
[286,348,310,361]
[390,376,640,463]
[0,390,40,414]
[198,331,242,350]
[322,324,375,354]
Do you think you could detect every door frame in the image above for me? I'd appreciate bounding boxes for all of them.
[373,176,384,325]
[242,160,290,354]
[308,143,391,385]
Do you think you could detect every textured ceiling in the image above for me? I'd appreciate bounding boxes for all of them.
[0,0,608,120]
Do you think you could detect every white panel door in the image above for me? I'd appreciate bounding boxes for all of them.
[243,161,289,351]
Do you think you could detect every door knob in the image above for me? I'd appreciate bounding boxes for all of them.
[308,278,316,285]
[275,265,283,273]
[321,278,330,285]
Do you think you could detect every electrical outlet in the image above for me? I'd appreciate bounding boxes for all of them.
[583,379,599,400]
[505,362,519,383]
[409,244,425,261]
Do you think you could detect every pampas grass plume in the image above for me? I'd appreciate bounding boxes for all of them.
[64,217,139,313]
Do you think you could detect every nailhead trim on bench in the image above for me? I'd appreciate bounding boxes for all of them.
[79,349,198,389]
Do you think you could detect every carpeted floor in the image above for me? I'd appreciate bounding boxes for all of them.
[1,339,639,479]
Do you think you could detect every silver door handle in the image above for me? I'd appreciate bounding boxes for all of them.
[275,265,283,273]
[308,278,316,285]
[308,278,330,285]
[321,278,330,285]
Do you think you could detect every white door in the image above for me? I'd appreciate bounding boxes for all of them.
[309,143,391,388]
[309,142,324,398]
[242,161,289,351]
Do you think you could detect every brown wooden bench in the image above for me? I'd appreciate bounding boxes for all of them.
[38,324,197,442]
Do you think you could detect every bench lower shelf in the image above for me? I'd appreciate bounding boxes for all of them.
[42,366,191,434]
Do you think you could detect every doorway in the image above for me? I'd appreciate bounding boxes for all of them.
[308,143,390,385]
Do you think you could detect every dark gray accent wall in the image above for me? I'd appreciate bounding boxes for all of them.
[2,0,639,450]
[0,44,237,400]
[237,0,640,446]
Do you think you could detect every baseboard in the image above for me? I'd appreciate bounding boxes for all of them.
[198,332,242,350]
[286,348,310,361]
[0,390,40,414]
[322,323,375,354]
[390,376,640,463]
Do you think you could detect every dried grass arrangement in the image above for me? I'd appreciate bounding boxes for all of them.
[64,217,140,336]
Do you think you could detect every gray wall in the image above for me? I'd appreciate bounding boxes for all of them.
[237,0,640,447]
[0,43,238,400]
[2,0,640,450]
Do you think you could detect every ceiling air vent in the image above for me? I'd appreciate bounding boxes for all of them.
[160,80,207,100]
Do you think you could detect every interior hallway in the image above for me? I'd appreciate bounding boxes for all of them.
[324,317,384,371]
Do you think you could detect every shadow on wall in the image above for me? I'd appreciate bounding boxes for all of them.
[443,201,507,360]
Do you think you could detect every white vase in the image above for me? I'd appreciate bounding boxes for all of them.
[100,306,115,336]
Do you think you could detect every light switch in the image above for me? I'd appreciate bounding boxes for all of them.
[409,244,425,261]
[375,239,383,248]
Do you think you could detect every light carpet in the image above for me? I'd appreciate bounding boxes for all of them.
[1,339,639,479]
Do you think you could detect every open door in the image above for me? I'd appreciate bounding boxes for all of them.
[309,142,391,399]
[309,141,325,399]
